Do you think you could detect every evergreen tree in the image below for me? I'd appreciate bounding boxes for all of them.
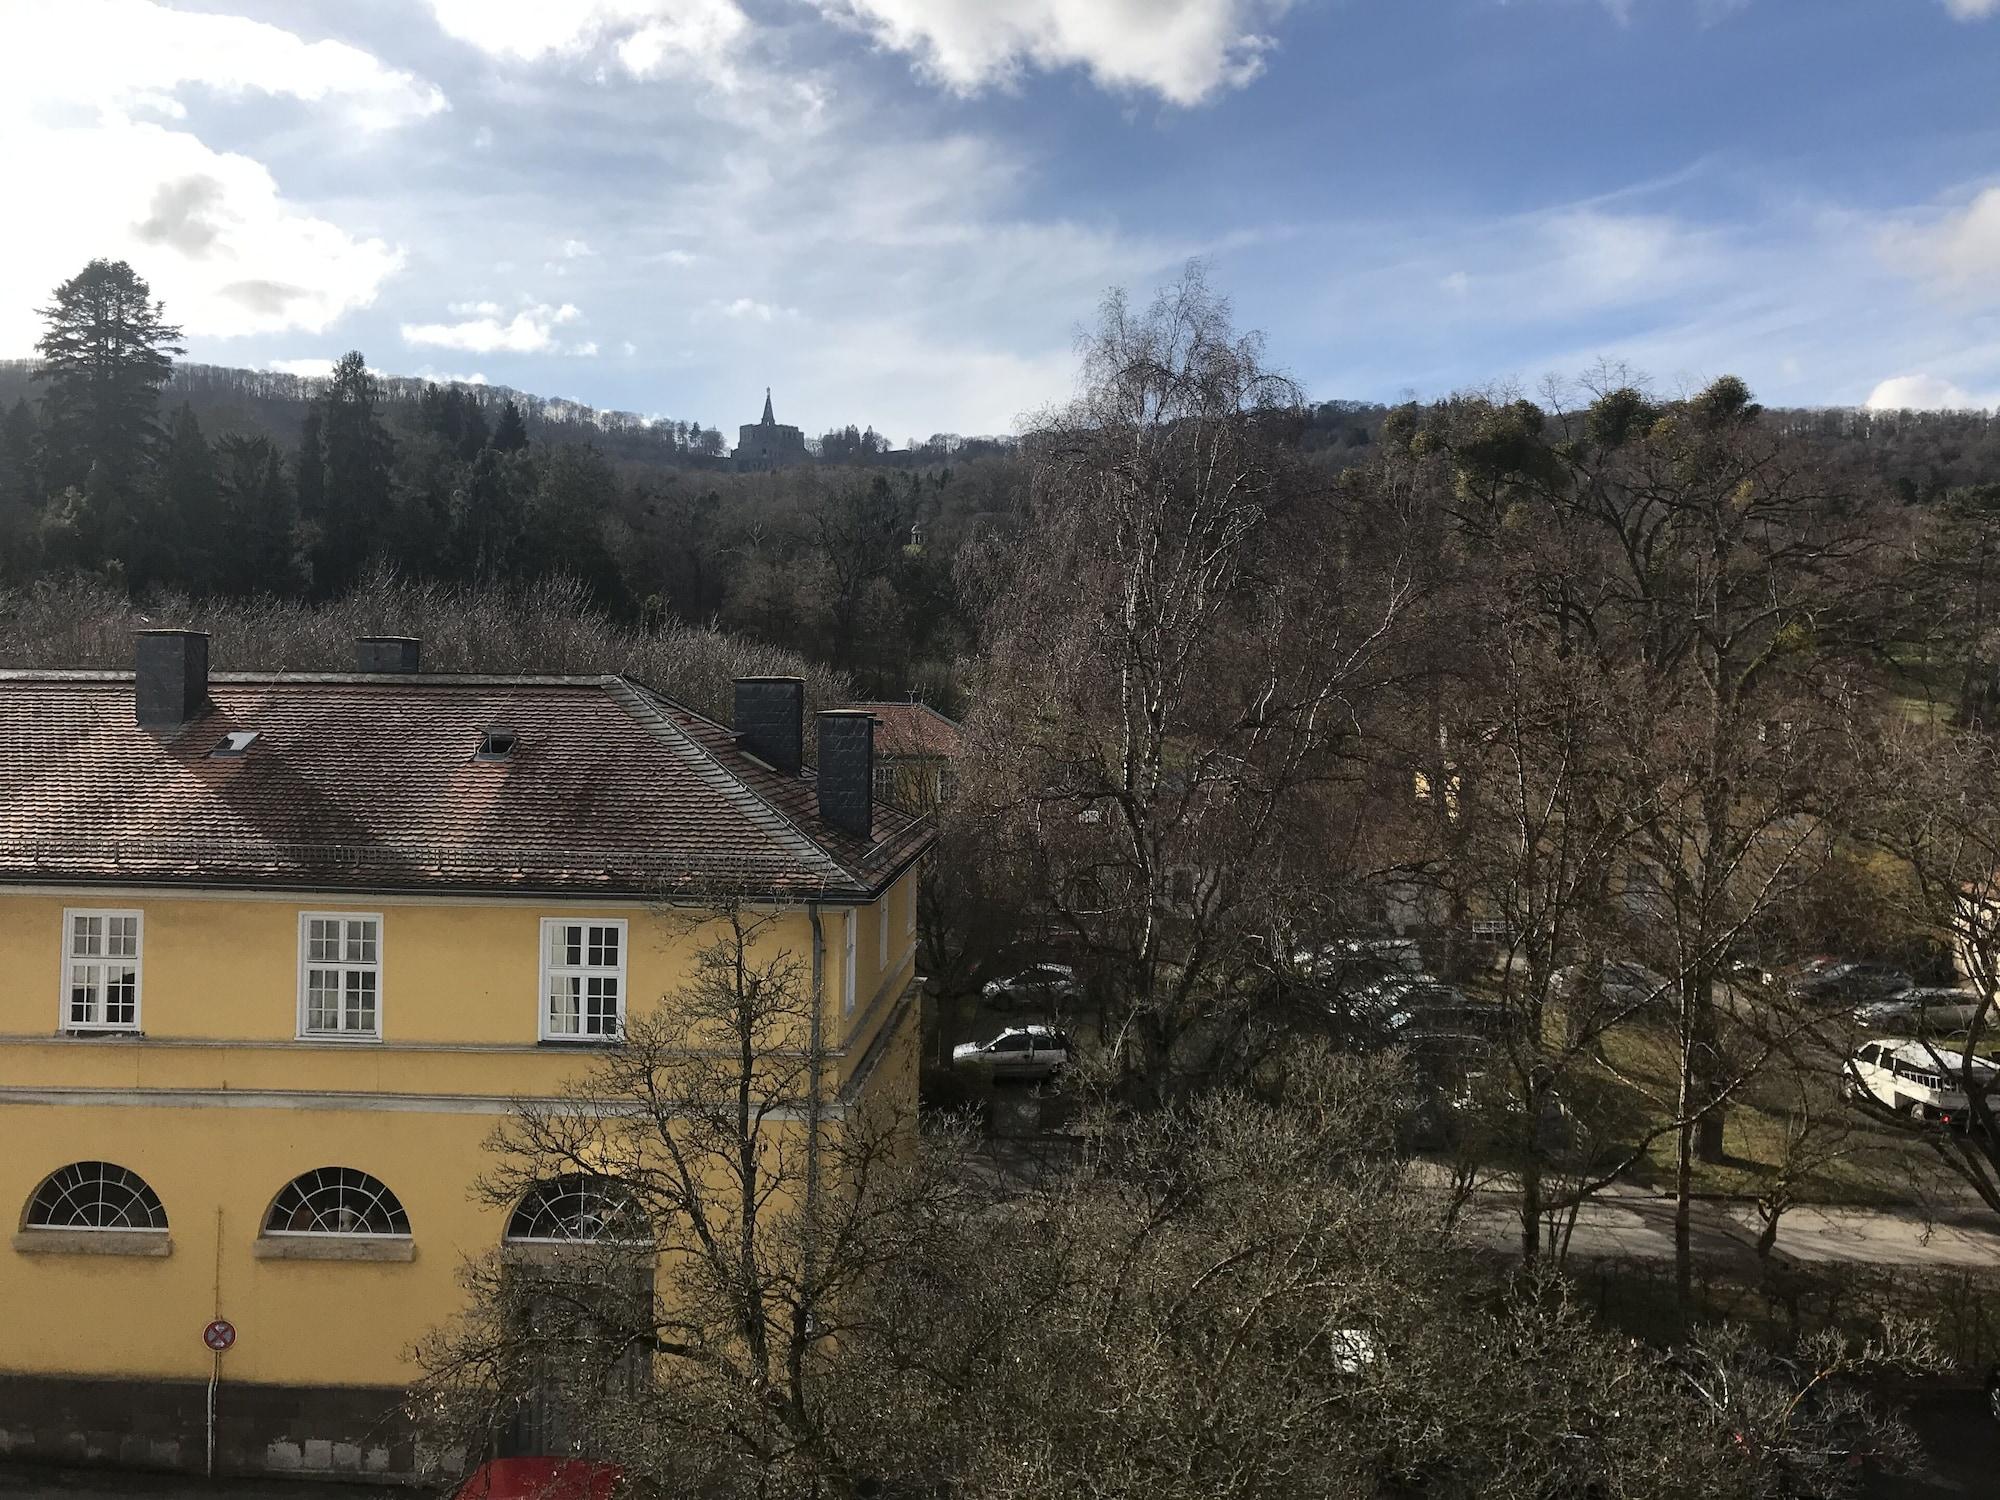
[217,434,301,594]
[33,259,183,495]
[0,399,41,509]
[296,406,326,520]
[520,443,627,609]
[457,395,489,461]
[491,399,529,454]
[159,403,219,590]
[313,351,395,594]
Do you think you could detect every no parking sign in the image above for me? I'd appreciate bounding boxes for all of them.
[202,1319,236,1353]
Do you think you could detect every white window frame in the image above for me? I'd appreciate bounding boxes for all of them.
[905,874,917,936]
[297,913,384,1041]
[60,908,143,1033]
[843,909,857,1016]
[540,917,628,1042]
[878,896,890,973]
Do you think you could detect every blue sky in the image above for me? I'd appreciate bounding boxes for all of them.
[5,0,2000,441]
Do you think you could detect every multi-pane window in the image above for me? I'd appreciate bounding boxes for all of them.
[299,914,382,1038]
[506,1175,650,1244]
[64,909,142,1031]
[541,919,626,1040]
[25,1161,168,1231]
[264,1167,409,1235]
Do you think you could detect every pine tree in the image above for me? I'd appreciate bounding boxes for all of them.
[313,351,395,594]
[217,434,301,595]
[491,399,529,454]
[34,259,183,495]
[296,406,326,520]
[159,403,219,590]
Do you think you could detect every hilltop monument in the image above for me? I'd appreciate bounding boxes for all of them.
[735,387,808,471]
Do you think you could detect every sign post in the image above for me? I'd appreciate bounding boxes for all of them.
[203,1319,235,1475]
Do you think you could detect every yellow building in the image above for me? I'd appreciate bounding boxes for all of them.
[0,636,929,1481]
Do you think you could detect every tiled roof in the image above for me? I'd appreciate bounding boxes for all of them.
[851,701,964,760]
[0,673,930,900]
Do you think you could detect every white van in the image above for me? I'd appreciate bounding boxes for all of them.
[1844,1038,2000,1124]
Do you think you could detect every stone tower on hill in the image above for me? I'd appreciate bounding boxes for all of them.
[735,387,808,471]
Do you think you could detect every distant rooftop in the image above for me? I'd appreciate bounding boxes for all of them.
[852,700,964,760]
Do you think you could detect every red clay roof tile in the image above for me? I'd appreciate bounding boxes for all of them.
[0,673,929,900]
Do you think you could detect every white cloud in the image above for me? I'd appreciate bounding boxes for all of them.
[712,296,795,322]
[0,0,446,130]
[1944,0,2000,18]
[1441,270,1470,296]
[1885,185,2000,294]
[0,2,429,353]
[400,301,586,353]
[448,300,506,317]
[0,119,403,353]
[561,239,595,259]
[810,0,1294,105]
[425,0,748,75]
[1865,374,1999,412]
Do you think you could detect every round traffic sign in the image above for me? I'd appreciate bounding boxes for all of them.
[202,1319,236,1352]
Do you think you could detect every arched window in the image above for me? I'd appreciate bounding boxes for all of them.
[25,1161,168,1231]
[264,1167,409,1236]
[505,1175,649,1244]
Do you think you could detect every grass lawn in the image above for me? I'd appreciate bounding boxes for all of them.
[1584,1020,1956,1210]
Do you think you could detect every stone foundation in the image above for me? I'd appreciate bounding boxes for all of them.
[0,1373,427,1483]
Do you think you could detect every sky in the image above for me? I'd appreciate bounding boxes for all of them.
[4,0,2000,442]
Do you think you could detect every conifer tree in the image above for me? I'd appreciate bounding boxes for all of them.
[34,259,183,494]
[492,398,529,454]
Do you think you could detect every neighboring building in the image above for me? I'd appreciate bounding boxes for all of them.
[734,388,808,471]
[0,636,929,1481]
[853,700,965,810]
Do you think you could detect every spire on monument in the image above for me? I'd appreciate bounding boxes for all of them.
[761,387,775,425]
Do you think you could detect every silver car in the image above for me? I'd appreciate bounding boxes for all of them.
[982,962,1082,1011]
[953,1025,1075,1082]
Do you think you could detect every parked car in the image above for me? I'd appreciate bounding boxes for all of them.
[1551,959,1672,1014]
[1852,987,1983,1033]
[455,1458,624,1500]
[982,962,1082,1010]
[1843,1037,2000,1124]
[1788,960,1913,1008]
[1382,983,1513,1042]
[1286,936,1423,986]
[953,1025,1075,1082]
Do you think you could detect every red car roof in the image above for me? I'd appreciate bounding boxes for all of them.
[455,1457,624,1499]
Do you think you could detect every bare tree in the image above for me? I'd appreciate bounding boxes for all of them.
[966,266,1417,1102]
[411,900,964,1498]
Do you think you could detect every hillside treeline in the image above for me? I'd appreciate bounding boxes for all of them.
[5,258,2000,712]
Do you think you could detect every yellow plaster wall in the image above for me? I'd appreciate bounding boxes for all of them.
[0,1101,496,1388]
[0,872,922,1392]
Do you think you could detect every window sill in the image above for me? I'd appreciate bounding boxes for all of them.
[14,1230,170,1258]
[294,1033,384,1045]
[536,1036,624,1048]
[254,1236,415,1263]
[60,1029,144,1040]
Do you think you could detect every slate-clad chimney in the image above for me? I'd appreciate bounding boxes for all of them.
[816,710,876,839]
[134,629,209,728]
[356,636,422,673]
[733,676,804,775]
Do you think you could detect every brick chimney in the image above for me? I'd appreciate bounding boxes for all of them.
[733,677,804,775]
[356,637,421,673]
[816,710,875,839]
[134,630,209,728]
